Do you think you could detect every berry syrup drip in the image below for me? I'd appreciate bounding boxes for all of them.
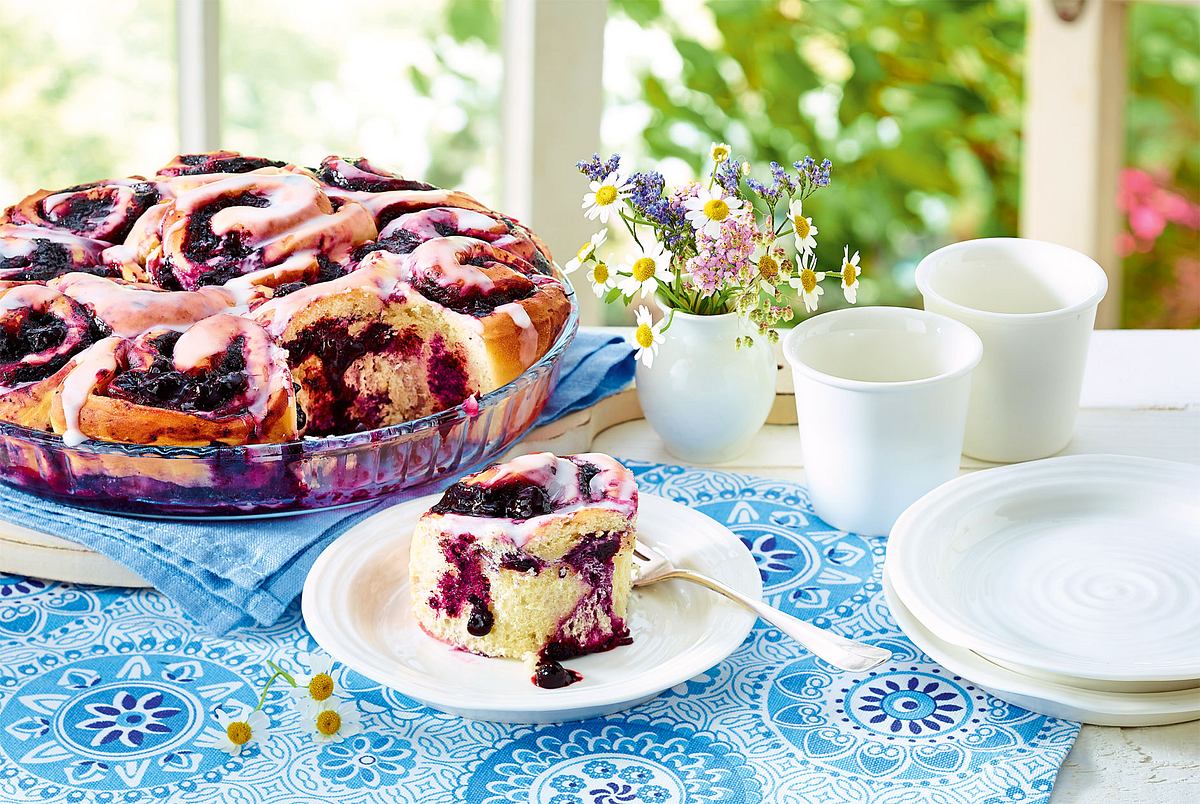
[0,239,118,283]
[314,156,435,193]
[107,333,250,414]
[174,192,272,288]
[532,660,582,690]
[427,533,494,637]
[161,153,286,177]
[284,317,424,434]
[540,531,633,664]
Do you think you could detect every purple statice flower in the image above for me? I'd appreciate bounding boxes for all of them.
[770,161,797,195]
[645,199,689,248]
[576,153,622,182]
[747,176,781,204]
[714,158,743,196]
[628,170,665,212]
[793,156,833,190]
[815,158,833,187]
[685,207,757,295]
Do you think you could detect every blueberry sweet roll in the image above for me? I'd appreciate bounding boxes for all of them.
[50,314,302,446]
[2,178,161,244]
[0,224,118,282]
[148,172,377,291]
[0,284,110,429]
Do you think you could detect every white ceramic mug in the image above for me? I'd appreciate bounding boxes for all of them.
[782,307,982,536]
[915,238,1108,463]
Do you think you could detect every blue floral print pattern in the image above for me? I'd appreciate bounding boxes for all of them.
[0,461,1079,802]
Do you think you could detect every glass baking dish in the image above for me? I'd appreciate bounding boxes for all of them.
[0,282,578,518]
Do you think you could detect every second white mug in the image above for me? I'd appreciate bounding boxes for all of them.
[916,238,1108,463]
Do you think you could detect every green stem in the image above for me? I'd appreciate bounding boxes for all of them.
[253,660,299,712]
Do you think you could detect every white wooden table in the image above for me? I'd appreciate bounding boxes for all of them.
[524,328,1200,804]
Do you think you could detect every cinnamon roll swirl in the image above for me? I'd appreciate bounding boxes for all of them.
[156,151,288,178]
[149,172,377,290]
[50,314,302,446]
[1,224,119,282]
[361,206,554,274]
[3,178,161,244]
[0,284,110,429]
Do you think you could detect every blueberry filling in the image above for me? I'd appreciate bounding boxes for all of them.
[431,478,554,519]
[532,660,582,689]
[284,318,423,434]
[499,553,544,574]
[314,159,435,193]
[271,255,346,297]
[350,229,423,261]
[426,333,470,407]
[538,531,633,666]
[180,192,271,285]
[47,181,158,242]
[0,309,108,385]
[466,596,494,636]
[173,154,286,175]
[575,460,602,498]
[0,239,118,282]
[411,275,533,317]
[428,534,493,628]
[108,335,249,413]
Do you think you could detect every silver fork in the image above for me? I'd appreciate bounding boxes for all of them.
[632,540,891,672]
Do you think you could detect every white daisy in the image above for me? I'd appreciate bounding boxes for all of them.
[629,305,666,368]
[290,651,340,713]
[789,199,818,256]
[196,702,270,756]
[683,186,744,238]
[305,698,363,744]
[581,171,631,224]
[710,142,731,163]
[617,241,671,299]
[840,245,862,304]
[788,256,826,313]
[755,250,782,296]
[586,260,615,299]
[563,229,607,274]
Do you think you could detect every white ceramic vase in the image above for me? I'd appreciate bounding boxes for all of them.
[635,309,775,463]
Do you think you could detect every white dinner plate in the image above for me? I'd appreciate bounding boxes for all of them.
[883,573,1200,727]
[302,492,760,723]
[886,455,1200,684]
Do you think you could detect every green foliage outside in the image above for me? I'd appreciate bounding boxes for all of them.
[609,0,1199,327]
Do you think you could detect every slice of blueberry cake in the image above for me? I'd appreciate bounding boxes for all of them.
[410,452,638,688]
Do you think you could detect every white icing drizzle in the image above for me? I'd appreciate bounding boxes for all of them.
[496,302,538,364]
[249,258,405,338]
[169,314,285,426]
[162,173,376,278]
[381,207,502,241]
[0,223,110,259]
[49,273,235,337]
[0,283,60,312]
[58,337,122,447]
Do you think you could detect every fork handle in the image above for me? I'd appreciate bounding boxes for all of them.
[656,569,891,672]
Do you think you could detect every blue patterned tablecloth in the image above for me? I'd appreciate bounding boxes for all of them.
[0,462,1080,803]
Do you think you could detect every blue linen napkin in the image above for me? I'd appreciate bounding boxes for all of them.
[0,331,634,634]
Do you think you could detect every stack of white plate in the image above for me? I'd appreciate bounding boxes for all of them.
[884,454,1200,726]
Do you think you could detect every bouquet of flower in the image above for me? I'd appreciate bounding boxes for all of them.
[565,145,860,367]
